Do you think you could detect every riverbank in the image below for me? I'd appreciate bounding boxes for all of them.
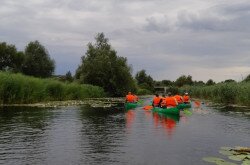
[183,81,250,106]
[0,72,105,104]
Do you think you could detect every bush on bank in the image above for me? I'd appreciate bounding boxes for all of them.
[185,82,250,106]
[0,72,105,104]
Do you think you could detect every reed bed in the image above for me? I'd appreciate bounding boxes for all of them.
[0,72,105,104]
[186,82,250,106]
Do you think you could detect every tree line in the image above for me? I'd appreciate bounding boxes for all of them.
[0,41,55,78]
[1,33,250,97]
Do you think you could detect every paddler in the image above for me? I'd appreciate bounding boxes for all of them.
[159,94,166,108]
[174,93,183,104]
[152,94,161,107]
[183,92,190,104]
[125,92,135,103]
[165,92,178,108]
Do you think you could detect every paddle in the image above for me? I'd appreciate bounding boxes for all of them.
[183,109,192,115]
[143,105,153,110]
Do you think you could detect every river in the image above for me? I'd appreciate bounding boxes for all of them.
[0,98,249,165]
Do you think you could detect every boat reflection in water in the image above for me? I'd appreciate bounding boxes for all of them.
[125,110,136,131]
[152,112,180,138]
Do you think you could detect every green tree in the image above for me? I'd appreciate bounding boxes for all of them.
[193,80,205,86]
[22,41,55,78]
[243,74,250,82]
[12,51,25,72]
[161,79,173,86]
[0,42,16,70]
[65,71,73,82]
[223,79,236,83]
[75,33,136,96]
[175,75,193,87]
[206,79,216,86]
[135,69,154,91]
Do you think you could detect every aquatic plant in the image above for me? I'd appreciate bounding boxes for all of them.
[203,146,250,165]
[0,72,105,104]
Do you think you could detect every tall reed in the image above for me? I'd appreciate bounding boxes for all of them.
[183,82,250,106]
[0,72,105,104]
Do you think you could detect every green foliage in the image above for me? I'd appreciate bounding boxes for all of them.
[189,81,250,106]
[0,42,25,72]
[161,79,173,86]
[175,75,193,87]
[0,72,105,104]
[135,69,154,91]
[65,71,73,82]
[243,74,250,82]
[75,33,136,96]
[136,88,152,95]
[22,41,55,78]
[206,79,216,85]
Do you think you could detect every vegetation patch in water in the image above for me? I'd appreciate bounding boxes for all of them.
[203,146,250,165]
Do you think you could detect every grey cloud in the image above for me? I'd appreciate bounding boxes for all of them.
[144,16,170,33]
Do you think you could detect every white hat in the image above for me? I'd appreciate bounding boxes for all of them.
[185,92,188,95]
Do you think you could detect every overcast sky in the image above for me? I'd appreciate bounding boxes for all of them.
[1,0,250,82]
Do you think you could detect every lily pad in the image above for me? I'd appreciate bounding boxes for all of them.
[242,159,250,165]
[219,150,237,156]
[215,162,237,165]
[228,155,247,161]
[221,147,233,151]
[203,157,226,163]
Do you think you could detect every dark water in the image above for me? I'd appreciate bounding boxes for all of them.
[0,99,249,165]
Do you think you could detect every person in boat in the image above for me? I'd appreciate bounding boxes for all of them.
[165,92,178,108]
[159,94,166,108]
[174,93,183,104]
[183,92,190,104]
[125,92,135,103]
[152,94,161,107]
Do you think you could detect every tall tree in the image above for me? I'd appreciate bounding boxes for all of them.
[65,71,73,82]
[22,41,55,78]
[243,74,250,82]
[135,70,154,91]
[175,75,193,87]
[0,42,16,71]
[206,79,216,86]
[75,33,136,96]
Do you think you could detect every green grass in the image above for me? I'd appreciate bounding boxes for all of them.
[0,72,105,104]
[184,82,250,106]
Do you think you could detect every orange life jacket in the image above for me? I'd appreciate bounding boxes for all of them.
[153,96,161,106]
[165,96,177,107]
[126,94,135,102]
[174,95,183,104]
[183,95,190,103]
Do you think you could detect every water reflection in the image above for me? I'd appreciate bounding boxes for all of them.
[78,105,126,164]
[0,106,54,164]
[125,110,136,131]
[152,112,180,138]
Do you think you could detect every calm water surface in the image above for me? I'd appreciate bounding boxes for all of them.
[0,98,249,165]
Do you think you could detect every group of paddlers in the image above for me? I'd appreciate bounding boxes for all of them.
[125,91,190,109]
[152,92,190,108]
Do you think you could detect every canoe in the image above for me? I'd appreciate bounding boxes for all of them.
[125,102,138,110]
[177,103,191,109]
[152,107,180,115]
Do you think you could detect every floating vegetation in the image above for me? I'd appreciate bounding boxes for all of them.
[1,98,125,108]
[203,146,250,165]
